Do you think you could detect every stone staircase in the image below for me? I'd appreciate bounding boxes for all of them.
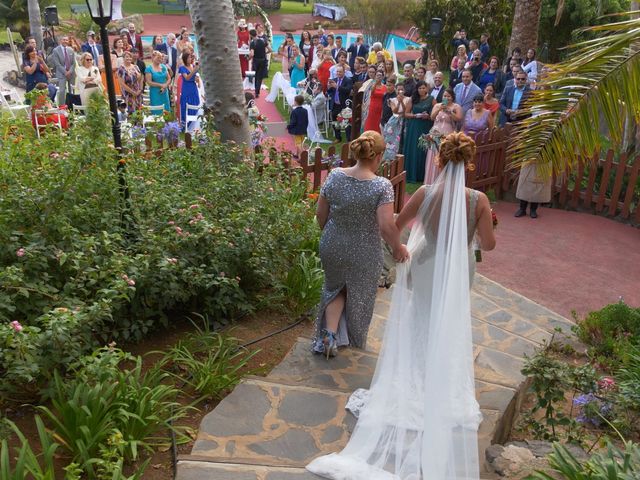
[176,275,574,480]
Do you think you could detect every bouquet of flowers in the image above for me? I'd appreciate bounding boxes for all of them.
[333,107,352,131]
[302,92,314,105]
[418,127,444,152]
[248,107,268,148]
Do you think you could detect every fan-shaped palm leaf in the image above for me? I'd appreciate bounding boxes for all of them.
[509,12,640,177]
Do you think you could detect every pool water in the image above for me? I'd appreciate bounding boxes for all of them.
[141,33,418,58]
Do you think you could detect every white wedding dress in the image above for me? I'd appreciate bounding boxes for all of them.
[306,160,482,480]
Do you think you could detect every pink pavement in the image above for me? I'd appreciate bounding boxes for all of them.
[477,201,640,319]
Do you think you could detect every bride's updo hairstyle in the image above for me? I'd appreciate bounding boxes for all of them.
[350,131,385,164]
[438,132,476,171]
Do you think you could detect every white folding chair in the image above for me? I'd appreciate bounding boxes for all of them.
[72,104,88,115]
[184,103,203,133]
[34,108,65,138]
[143,105,166,125]
[0,89,30,118]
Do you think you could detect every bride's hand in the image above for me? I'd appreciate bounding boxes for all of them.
[393,244,410,263]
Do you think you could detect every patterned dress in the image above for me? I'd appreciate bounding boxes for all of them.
[117,65,143,114]
[313,169,395,350]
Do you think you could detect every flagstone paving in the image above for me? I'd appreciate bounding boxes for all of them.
[176,274,574,479]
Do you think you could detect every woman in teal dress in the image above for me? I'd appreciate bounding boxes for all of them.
[403,80,434,183]
[145,50,172,115]
[290,45,306,88]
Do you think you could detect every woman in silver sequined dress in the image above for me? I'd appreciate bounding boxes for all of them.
[313,131,409,357]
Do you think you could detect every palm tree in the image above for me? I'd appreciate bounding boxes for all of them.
[510,11,640,175]
[187,0,251,145]
[508,0,543,54]
[27,0,43,49]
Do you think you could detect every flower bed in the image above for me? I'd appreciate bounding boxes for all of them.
[0,100,318,403]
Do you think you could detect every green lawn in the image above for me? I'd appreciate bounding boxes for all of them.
[0,30,23,44]
[269,1,313,15]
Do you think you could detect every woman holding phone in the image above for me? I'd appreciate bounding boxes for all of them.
[423,88,462,184]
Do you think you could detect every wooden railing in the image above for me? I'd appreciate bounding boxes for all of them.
[553,150,640,224]
[466,127,510,196]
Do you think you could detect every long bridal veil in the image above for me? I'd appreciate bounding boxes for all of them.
[307,159,481,480]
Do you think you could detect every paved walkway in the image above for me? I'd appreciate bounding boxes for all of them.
[176,275,574,479]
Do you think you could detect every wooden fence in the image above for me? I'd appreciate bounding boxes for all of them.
[466,127,510,196]
[553,150,640,223]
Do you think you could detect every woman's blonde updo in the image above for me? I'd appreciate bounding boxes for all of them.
[438,132,476,171]
[350,130,385,164]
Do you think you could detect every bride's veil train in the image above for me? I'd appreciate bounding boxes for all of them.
[306,159,482,480]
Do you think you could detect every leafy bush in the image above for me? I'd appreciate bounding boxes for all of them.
[527,440,640,480]
[0,416,58,480]
[574,301,640,369]
[0,100,318,402]
[281,251,324,316]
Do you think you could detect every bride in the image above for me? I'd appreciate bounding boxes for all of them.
[306,132,496,480]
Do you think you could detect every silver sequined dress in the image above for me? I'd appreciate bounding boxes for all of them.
[314,169,395,350]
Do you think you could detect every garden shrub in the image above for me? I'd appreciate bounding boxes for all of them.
[0,101,319,403]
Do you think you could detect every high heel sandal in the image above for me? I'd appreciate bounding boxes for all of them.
[323,331,338,359]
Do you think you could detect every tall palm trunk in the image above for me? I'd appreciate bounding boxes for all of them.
[508,0,543,54]
[187,0,251,146]
[27,0,43,51]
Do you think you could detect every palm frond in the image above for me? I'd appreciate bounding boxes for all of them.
[509,12,640,177]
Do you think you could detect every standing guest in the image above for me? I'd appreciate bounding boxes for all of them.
[466,50,486,84]
[162,33,178,78]
[479,33,491,62]
[145,50,172,115]
[403,80,435,183]
[117,51,143,114]
[483,83,500,120]
[299,31,313,64]
[423,88,462,184]
[414,66,426,83]
[75,52,103,106]
[50,35,76,106]
[81,31,103,64]
[326,34,336,52]
[152,35,164,51]
[504,58,520,84]
[414,45,431,71]
[362,70,387,133]
[22,46,53,97]
[454,69,482,116]
[424,59,439,87]
[430,71,446,103]
[311,82,327,125]
[311,43,325,70]
[352,57,368,83]
[178,51,201,127]
[176,29,192,55]
[317,27,328,47]
[478,56,505,94]
[102,46,122,96]
[307,35,321,71]
[237,19,250,78]
[327,65,353,142]
[329,51,352,78]
[383,59,395,79]
[303,68,321,95]
[382,82,409,162]
[463,94,494,137]
[504,47,522,73]
[515,161,551,219]
[451,28,469,51]
[22,37,44,63]
[504,65,523,90]
[289,45,306,87]
[177,26,188,41]
[278,33,295,77]
[401,62,416,97]
[312,131,408,356]
[449,60,465,89]
[347,34,369,71]
[450,44,467,72]
[331,36,344,61]
[499,71,531,126]
[380,75,397,128]
[130,49,146,89]
[112,38,126,67]
[317,49,336,92]
[467,39,479,62]
[522,48,539,84]
[126,23,143,55]
[366,42,391,64]
[249,29,269,98]
[287,94,309,158]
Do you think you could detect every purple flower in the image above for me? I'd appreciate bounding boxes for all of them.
[573,393,595,406]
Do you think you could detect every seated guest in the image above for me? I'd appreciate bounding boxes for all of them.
[30,82,68,131]
[303,69,321,95]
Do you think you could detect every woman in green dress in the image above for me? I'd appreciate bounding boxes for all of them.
[403,80,435,183]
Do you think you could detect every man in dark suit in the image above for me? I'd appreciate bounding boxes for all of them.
[499,71,531,126]
[347,34,369,71]
[327,65,353,142]
[81,31,103,64]
[160,33,178,78]
[331,36,345,61]
[430,72,446,103]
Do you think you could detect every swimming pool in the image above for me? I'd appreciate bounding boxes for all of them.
[270,33,419,52]
[141,33,418,57]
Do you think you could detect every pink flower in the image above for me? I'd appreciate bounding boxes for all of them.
[167,220,175,225]
[10,321,23,332]
[235,276,241,281]
[598,377,616,390]
[189,204,199,209]
[228,242,235,248]
[167,258,178,265]
[245,228,252,234]
[175,226,183,235]
[16,248,25,257]
[268,187,274,192]
[121,274,135,286]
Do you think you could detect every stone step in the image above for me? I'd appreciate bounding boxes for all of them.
[183,376,503,469]
[176,460,500,480]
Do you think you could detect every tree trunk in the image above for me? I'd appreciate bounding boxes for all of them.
[508,0,543,54]
[27,0,43,51]
[187,0,251,146]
